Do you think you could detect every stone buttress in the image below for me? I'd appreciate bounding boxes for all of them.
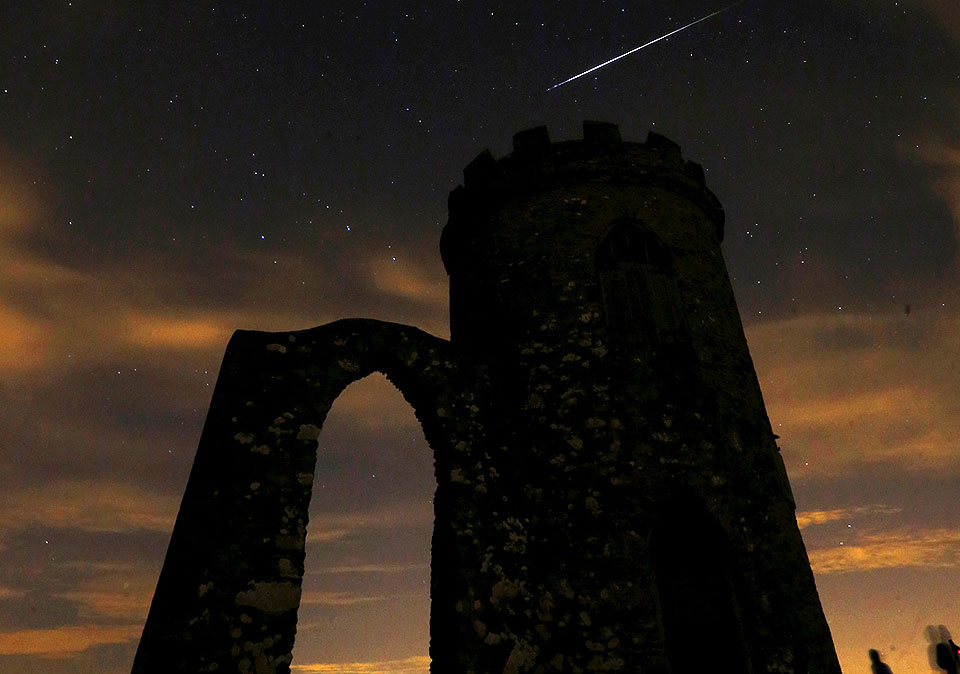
[131,122,842,674]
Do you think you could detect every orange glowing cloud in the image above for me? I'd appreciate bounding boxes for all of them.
[0,587,26,600]
[50,563,158,623]
[54,589,153,623]
[315,563,428,575]
[0,481,177,545]
[3,253,88,287]
[0,624,141,657]
[291,655,430,674]
[775,387,931,429]
[808,528,960,573]
[0,150,61,375]
[327,373,424,431]
[0,146,45,236]
[795,505,902,530]
[746,312,960,473]
[121,311,232,350]
[368,256,447,307]
[0,301,50,373]
[0,187,30,234]
[299,591,419,607]
[304,501,433,545]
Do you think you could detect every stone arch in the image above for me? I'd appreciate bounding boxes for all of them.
[131,319,479,673]
[289,372,435,668]
[595,218,687,344]
[648,492,753,674]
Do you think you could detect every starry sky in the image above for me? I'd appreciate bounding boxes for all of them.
[1,1,959,673]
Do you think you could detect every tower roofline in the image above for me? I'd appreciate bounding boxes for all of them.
[441,122,725,275]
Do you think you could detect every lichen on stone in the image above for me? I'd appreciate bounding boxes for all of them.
[234,582,301,616]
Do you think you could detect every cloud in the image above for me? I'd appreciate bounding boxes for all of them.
[0,147,353,383]
[120,312,232,350]
[0,481,177,544]
[0,300,50,372]
[367,256,447,307]
[0,624,141,657]
[808,527,960,573]
[776,387,931,429]
[0,147,65,375]
[304,501,433,545]
[796,505,903,530]
[52,561,138,573]
[291,655,430,674]
[0,184,32,234]
[0,560,157,658]
[52,590,151,623]
[0,142,449,398]
[348,249,449,338]
[911,138,960,237]
[0,144,46,237]
[0,587,27,600]
[300,591,420,607]
[325,374,424,432]
[49,563,158,623]
[746,312,960,474]
[314,564,428,575]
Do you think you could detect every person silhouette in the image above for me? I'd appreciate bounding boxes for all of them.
[937,642,959,674]
[869,648,893,674]
[927,625,960,673]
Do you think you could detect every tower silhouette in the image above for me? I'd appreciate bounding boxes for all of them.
[131,122,841,674]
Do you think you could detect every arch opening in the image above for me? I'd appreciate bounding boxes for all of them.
[289,372,435,674]
[649,498,752,674]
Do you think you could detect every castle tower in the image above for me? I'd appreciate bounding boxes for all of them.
[131,123,841,674]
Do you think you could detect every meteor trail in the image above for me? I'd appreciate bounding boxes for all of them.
[547,3,741,91]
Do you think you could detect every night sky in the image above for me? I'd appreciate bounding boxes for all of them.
[2,1,959,673]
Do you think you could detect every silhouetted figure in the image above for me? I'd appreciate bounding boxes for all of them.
[927,625,958,672]
[931,627,960,674]
[937,643,959,674]
[869,649,893,674]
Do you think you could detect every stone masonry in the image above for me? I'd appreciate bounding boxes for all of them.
[131,122,842,674]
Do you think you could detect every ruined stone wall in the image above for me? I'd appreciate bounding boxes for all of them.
[129,320,497,673]
[131,123,841,674]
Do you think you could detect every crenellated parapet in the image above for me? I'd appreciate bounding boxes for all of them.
[442,122,724,280]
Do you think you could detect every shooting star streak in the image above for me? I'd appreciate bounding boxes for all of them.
[547,3,741,91]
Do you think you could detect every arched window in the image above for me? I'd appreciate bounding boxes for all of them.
[595,219,687,344]
[649,498,752,673]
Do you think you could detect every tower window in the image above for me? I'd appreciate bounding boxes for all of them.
[596,219,686,343]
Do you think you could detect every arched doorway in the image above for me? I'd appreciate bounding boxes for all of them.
[649,497,752,674]
[289,373,435,673]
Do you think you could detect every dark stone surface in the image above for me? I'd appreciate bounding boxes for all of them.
[132,122,842,674]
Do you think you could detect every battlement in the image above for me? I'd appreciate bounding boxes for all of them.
[442,122,726,275]
[448,122,724,246]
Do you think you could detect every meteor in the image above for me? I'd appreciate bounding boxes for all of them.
[547,3,741,91]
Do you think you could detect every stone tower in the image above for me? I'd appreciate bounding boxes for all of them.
[131,122,841,674]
